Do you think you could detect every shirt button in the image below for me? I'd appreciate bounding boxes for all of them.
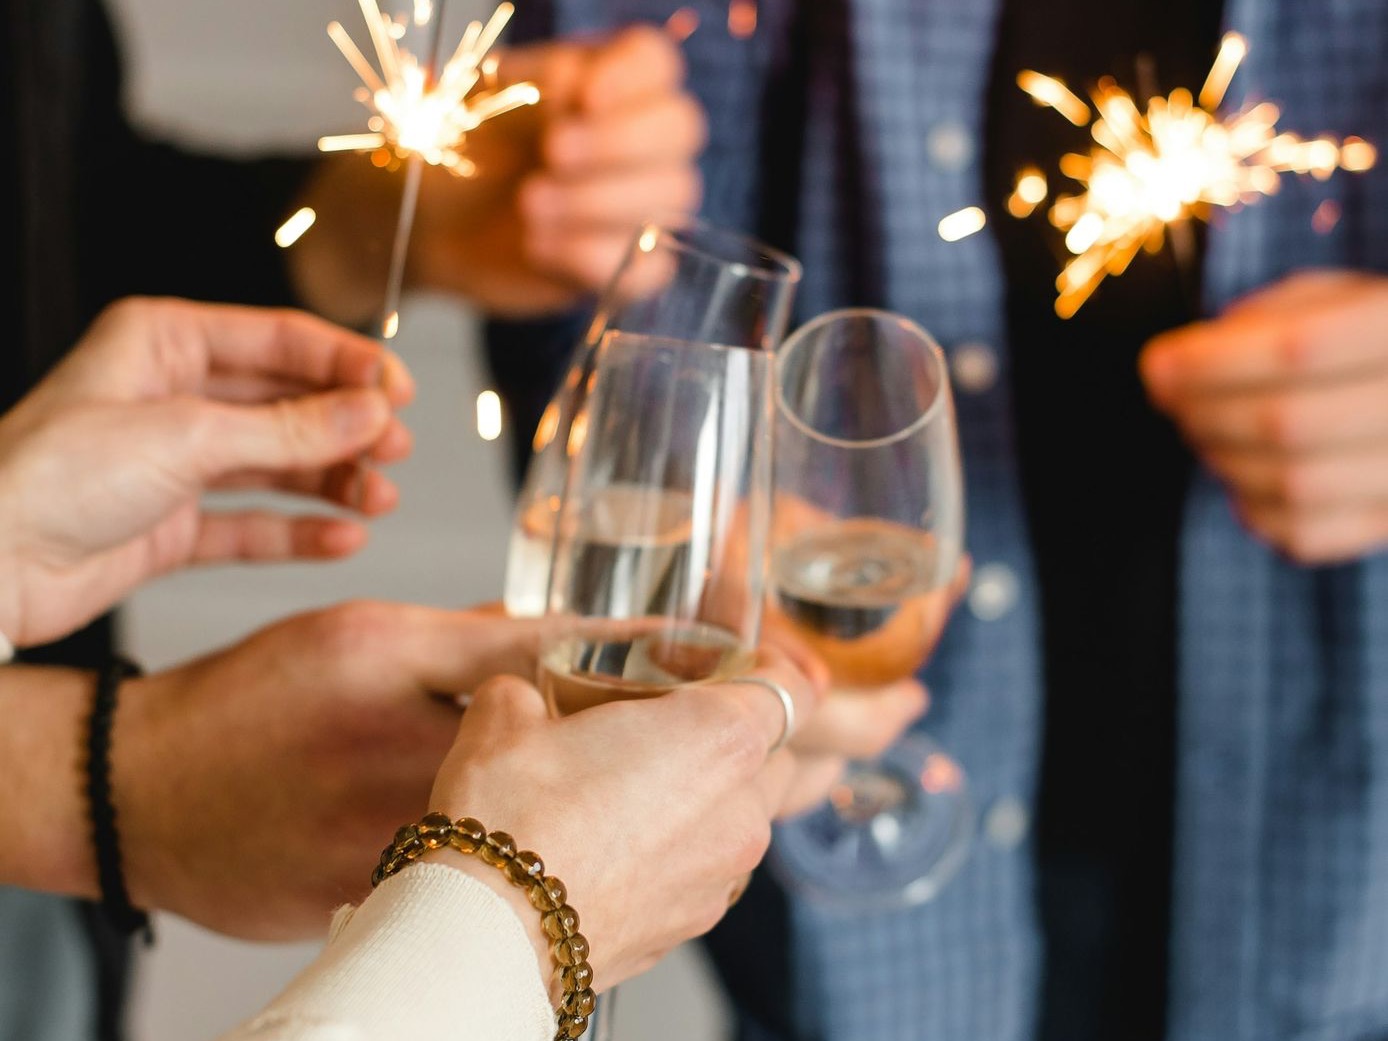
[969,563,1020,621]
[984,796,1030,850]
[951,342,999,394]
[926,122,975,171]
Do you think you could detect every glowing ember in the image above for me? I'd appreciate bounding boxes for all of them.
[1019,32,1379,318]
[319,0,539,175]
[1006,167,1049,218]
[274,207,318,248]
[938,206,988,243]
[476,390,504,441]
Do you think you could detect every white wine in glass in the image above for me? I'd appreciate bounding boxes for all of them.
[502,215,800,618]
[536,328,774,1040]
[768,308,971,910]
[539,331,772,707]
[770,518,958,688]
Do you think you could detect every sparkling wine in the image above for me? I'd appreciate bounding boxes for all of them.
[770,518,955,687]
[539,621,753,716]
[504,484,695,618]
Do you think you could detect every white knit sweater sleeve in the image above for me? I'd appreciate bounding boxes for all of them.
[218,863,554,1041]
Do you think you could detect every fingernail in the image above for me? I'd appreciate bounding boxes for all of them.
[363,357,385,389]
[350,466,369,511]
[332,389,386,440]
[381,351,413,402]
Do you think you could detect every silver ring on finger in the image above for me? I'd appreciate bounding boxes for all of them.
[731,675,796,755]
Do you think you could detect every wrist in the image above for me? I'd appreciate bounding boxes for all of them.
[0,666,101,898]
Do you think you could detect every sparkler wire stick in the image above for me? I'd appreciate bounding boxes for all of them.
[318,0,540,339]
[377,4,449,342]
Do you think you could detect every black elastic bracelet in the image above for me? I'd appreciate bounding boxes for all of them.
[86,655,153,943]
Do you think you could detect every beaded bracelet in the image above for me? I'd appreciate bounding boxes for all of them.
[86,656,153,941]
[372,813,595,1041]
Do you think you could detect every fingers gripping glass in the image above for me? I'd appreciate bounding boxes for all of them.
[503,216,800,618]
[537,330,774,1038]
[767,309,973,910]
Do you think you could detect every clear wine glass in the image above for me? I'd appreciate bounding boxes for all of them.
[502,215,800,617]
[538,329,774,1039]
[766,308,972,909]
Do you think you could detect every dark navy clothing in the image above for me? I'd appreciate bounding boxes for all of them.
[494,1,1388,1039]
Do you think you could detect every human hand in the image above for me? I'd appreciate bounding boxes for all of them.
[1141,271,1388,564]
[0,297,413,647]
[111,602,555,941]
[422,650,817,993]
[762,558,973,813]
[409,24,706,317]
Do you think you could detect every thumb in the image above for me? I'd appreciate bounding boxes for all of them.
[457,675,551,743]
[196,388,391,479]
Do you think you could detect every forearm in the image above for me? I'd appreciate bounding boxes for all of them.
[0,665,100,898]
[218,864,553,1041]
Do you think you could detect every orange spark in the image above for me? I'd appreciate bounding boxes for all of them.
[1017,36,1378,317]
[319,1,539,175]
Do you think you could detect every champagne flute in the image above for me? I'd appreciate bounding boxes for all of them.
[503,215,800,617]
[538,329,774,1039]
[767,309,972,909]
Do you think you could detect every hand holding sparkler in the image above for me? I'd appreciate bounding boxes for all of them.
[289,24,704,325]
[1141,270,1388,564]
[410,24,706,317]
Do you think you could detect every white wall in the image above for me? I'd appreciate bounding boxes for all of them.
[105,1,729,1037]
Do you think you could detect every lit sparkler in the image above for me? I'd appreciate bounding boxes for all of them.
[315,0,539,340]
[319,0,539,175]
[1019,32,1379,318]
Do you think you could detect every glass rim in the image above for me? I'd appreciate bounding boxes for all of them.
[634,213,803,286]
[776,308,950,450]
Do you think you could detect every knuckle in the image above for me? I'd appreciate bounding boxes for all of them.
[627,23,685,78]
[1276,319,1318,376]
[1257,400,1307,450]
[314,599,390,654]
[691,897,729,939]
[675,169,704,212]
[678,689,766,770]
[1273,462,1318,507]
[676,95,710,153]
[723,704,771,772]
[1281,523,1328,566]
[270,397,318,459]
[742,818,773,869]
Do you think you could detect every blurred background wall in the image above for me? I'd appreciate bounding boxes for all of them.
[104,0,728,1036]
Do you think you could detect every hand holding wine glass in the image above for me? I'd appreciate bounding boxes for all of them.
[535,327,776,1038]
[538,330,773,710]
[767,308,973,909]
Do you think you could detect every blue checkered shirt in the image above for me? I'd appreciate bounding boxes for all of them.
[503,1,1388,1038]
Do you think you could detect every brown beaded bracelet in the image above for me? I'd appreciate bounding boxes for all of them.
[371,813,595,1041]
